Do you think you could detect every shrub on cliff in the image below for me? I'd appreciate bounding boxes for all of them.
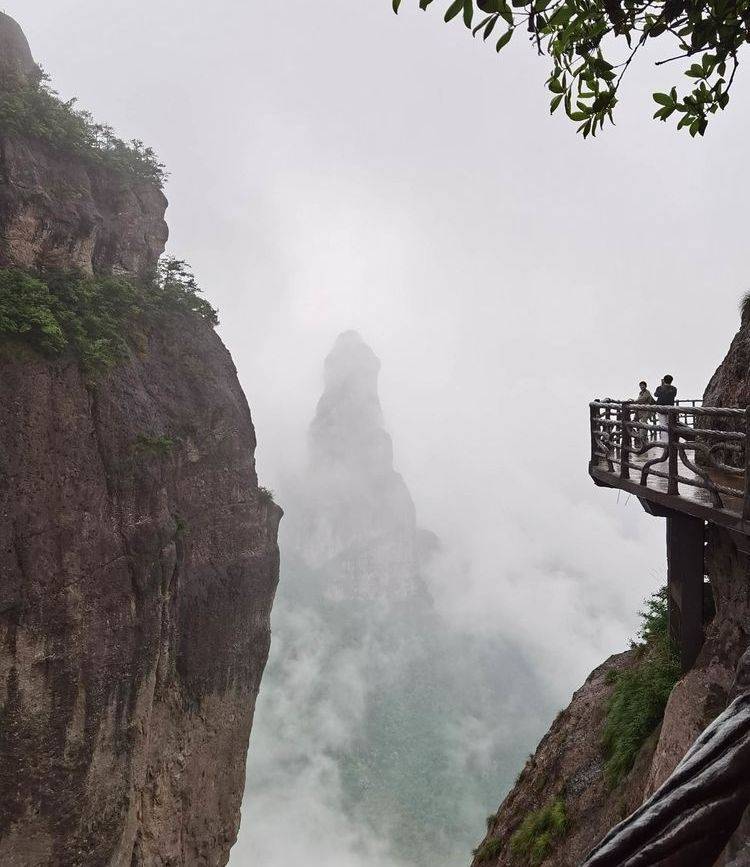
[472,798,568,865]
[0,258,217,373]
[0,69,165,187]
[508,797,568,865]
[257,486,276,506]
[602,588,681,787]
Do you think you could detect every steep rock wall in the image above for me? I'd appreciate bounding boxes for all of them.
[0,134,169,276]
[0,12,168,276]
[0,15,280,866]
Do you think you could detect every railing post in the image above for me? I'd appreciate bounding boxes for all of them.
[743,407,750,522]
[590,403,598,467]
[667,408,679,495]
[620,402,631,481]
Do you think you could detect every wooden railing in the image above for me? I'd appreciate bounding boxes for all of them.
[589,400,750,518]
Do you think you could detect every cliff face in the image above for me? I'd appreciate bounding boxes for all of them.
[470,315,750,867]
[0,13,168,277]
[0,16,280,866]
[470,649,665,867]
[0,133,169,276]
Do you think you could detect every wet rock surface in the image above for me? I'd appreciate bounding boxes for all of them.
[470,650,656,867]
[0,14,279,866]
[0,314,281,866]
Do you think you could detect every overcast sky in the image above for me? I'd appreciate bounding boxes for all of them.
[7,0,750,858]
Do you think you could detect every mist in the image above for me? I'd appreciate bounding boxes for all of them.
[8,0,750,863]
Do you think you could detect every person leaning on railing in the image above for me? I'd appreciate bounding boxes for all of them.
[654,375,677,442]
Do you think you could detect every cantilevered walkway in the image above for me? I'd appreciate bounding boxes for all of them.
[589,399,750,671]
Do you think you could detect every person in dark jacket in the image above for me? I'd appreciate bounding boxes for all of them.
[654,375,677,406]
[654,375,677,442]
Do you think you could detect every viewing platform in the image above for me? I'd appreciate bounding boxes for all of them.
[589,400,750,533]
[589,399,750,672]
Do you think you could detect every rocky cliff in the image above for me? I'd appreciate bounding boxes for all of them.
[470,313,750,867]
[0,16,280,866]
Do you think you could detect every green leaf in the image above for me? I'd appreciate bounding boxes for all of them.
[496,27,513,50]
[392,0,402,11]
[472,13,494,35]
[649,18,667,37]
[498,0,514,25]
[653,105,675,121]
[444,0,465,22]
[550,93,564,113]
[483,15,499,38]
[652,92,673,106]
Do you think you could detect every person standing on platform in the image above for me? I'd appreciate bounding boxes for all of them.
[636,381,656,446]
[654,375,677,442]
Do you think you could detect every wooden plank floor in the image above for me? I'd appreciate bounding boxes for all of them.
[590,444,747,532]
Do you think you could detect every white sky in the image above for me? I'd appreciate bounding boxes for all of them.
[6,0,749,859]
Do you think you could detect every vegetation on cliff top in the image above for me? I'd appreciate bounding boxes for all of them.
[0,258,217,374]
[391,0,746,138]
[0,67,166,187]
[602,587,681,787]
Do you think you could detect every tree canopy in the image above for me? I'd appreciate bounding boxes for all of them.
[391,0,747,136]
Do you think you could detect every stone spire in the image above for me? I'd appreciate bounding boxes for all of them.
[294,331,429,603]
[309,330,393,479]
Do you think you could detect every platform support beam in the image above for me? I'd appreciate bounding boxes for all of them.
[666,513,705,673]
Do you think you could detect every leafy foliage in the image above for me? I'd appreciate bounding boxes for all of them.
[473,836,504,862]
[0,68,166,185]
[508,797,568,865]
[602,587,681,787]
[473,796,567,863]
[0,258,217,374]
[391,0,746,136]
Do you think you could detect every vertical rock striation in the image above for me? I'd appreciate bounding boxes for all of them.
[0,15,280,866]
